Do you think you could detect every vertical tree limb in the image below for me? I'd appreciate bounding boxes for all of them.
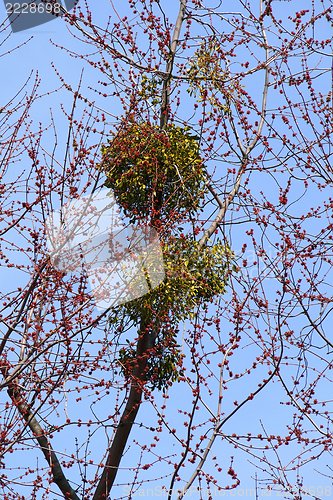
[93,3,187,497]
[4,381,80,500]
[160,0,187,130]
[92,322,157,500]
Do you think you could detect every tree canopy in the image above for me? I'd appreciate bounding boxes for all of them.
[1,1,333,499]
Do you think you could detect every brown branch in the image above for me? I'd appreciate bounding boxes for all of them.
[198,0,270,251]
[58,4,169,79]
[0,260,48,358]
[198,160,247,251]
[92,3,188,498]
[4,381,80,500]
[160,0,187,130]
[92,321,157,500]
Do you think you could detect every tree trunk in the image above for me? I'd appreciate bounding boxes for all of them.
[93,320,157,500]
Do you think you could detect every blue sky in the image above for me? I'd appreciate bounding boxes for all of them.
[1,2,333,499]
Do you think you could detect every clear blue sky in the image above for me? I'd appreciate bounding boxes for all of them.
[1,2,333,499]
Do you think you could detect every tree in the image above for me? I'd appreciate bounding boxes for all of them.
[1,1,333,499]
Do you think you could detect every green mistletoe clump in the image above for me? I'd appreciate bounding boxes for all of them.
[101,121,233,391]
[102,122,207,223]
